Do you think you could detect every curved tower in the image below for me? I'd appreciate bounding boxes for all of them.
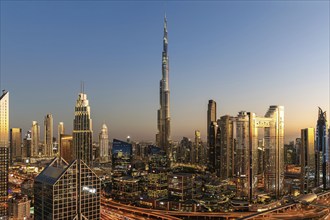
[157,15,171,150]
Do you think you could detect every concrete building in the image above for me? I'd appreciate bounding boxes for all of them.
[8,194,30,220]
[57,122,64,153]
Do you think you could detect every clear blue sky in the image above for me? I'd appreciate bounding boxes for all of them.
[1,1,329,142]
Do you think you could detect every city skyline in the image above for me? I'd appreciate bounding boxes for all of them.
[1,1,329,142]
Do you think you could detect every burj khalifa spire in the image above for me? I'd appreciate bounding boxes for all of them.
[157,15,171,150]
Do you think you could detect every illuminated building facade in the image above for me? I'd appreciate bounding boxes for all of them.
[148,169,168,199]
[192,130,202,164]
[60,134,73,163]
[8,194,30,220]
[300,128,315,193]
[0,90,9,218]
[22,131,32,158]
[218,115,235,180]
[34,157,100,220]
[235,106,284,201]
[168,173,194,202]
[112,139,132,177]
[57,122,64,152]
[73,92,93,166]
[31,121,40,157]
[99,124,109,163]
[157,15,171,151]
[44,114,53,157]
[10,128,22,163]
[316,107,329,189]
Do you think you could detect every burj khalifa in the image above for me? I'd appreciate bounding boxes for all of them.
[157,15,171,150]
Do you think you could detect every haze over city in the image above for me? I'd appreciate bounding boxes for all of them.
[1,1,329,142]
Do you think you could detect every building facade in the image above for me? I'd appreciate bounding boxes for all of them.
[99,124,109,163]
[157,15,171,151]
[0,90,9,218]
[34,157,100,220]
[8,194,30,220]
[60,134,73,163]
[300,128,315,193]
[316,107,329,189]
[9,128,22,163]
[44,114,53,157]
[73,92,93,166]
[31,121,40,157]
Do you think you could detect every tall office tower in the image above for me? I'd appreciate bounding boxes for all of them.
[0,90,9,218]
[22,131,32,158]
[295,138,302,165]
[31,121,40,157]
[316,107,329,189]
[57,122,64,153]
[99,124,109,163]
[10,128,22,163]
[192,130,201,164]
[73,92,93,166]
[208,121,218,173]
[235,111,250,198]
[207,100,217,146]
[234,106,284,201]
[264,105,284,199]
[156,15,171,151]
[218,115,235,180]
[300,128,315,193]
[34,157,100,220]
[60,134,73,163]
[44,114,53,157]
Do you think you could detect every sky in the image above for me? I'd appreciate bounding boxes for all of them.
[0,1,329,143]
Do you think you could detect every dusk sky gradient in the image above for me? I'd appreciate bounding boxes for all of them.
[1,1,329,143]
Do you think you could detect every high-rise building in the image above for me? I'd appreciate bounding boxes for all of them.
[34,157,100,220]
[234,106,284,201]
[207,100,217,145]
[44,114,53,157]
[31,121,40,157]
[0,90,9,218]
[73,92,93,166]
[300,128,315,193]
[22,131,32,158]
[60,134,73,163]
[57,122,64,153]
[208,121,218,173]
[112,139,132,177]
[8,194,30,220]
[316,107,329,189]
[99,124,109,163]
[218,115,235,180]
[10,128,22,163]
[157,15,171,151]
[192,130,202,164]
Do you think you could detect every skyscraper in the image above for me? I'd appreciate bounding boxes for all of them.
[99,124,109,163]
[22,131,32,158]
[207,100,217,145]
[300,128,315,193]
[157,15,171,151]
[73,92,93,166]
[316,107,329,189]
[0,91,9,147]
[44,114,53,157]
[218,115,235,180]
[34,157,100,220]
[31,121,40,157]
[57,122,64,153]
[10,128,22,163]
[0,90,9,218]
